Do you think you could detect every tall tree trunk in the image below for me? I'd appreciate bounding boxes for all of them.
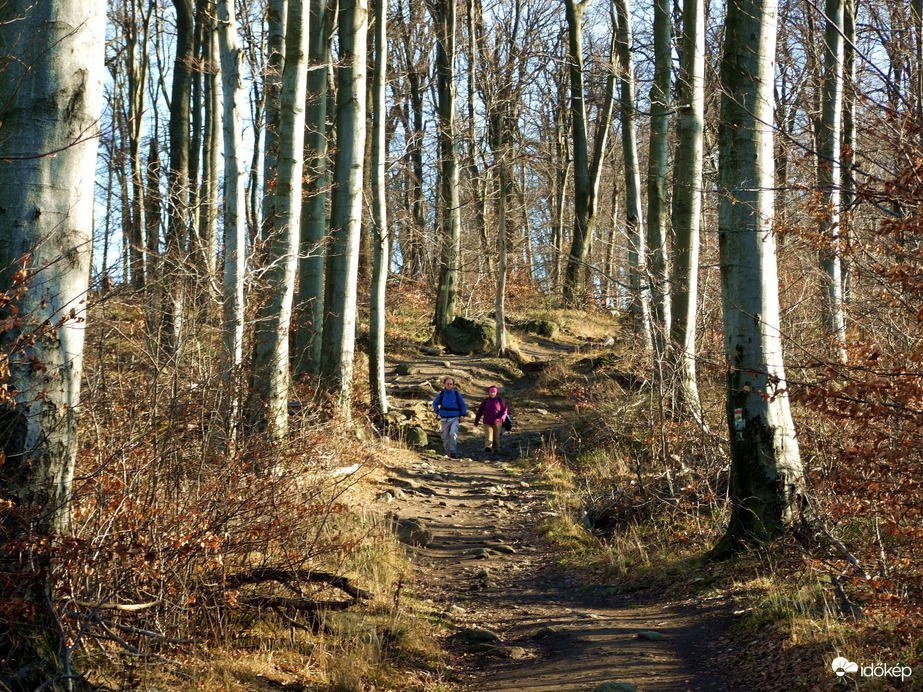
[369,0,389,418]
[250,0,308,443]
[551,54,571,294]
[127,0,152,290]
[466,0,494,278]
[841,0,855,303]
[164,0,194,356]
[605,185,619,306]
[670,0,706,423]
[495,165,512,354]
[262,0,288,245]
[295,0,336,377]
[431,0,462,338]
[218,0,248,440]
[818,0,847,362]
[713,0,804,555]
[189,3,206,269]
[320,0,368,418]
[200,24,221,300]
[144,138,163,358]
[613,0,652,350]
[0,0,105,684]
[647,0,672,349]
[563,0,616,305]
[914,0,923,117]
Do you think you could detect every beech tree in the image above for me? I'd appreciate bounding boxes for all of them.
[218,0,248,441]
[670,0,707,423]
[320,0,368,417]
[562,0,616,305]
[369,0,389,418]
[294,0,336,378]
[162,0,195,356]
[647,0,672,347]
[0,0,106,684]
[430,0,462,337]
[250,0,308,442]
[613,0,652,349]
[714,0,805,553]
[818,0,848,362]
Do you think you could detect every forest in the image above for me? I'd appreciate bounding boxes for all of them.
[0,0,921,689]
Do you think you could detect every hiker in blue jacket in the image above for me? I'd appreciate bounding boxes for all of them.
[433,377,467,457]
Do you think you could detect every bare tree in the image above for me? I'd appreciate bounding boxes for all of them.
[251,0,308,442]
[818,0,848,362]
[0,0,105,683]
[430,0,463,338]
[713,0,804,554]
[295,0,336,378]
[670,0,706,423]
[218,0,248,442]
[613,0,652,349]
[647,0,672,347]
[370,0,389,418]
[163,0,195,356]
[562,0,616,305]
[320,0,368,418]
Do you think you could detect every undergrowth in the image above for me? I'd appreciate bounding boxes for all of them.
[0,292,452,691]
[522,327,921,691]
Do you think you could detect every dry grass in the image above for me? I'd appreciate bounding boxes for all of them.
[31,294,455,691]
[517,329,921,690]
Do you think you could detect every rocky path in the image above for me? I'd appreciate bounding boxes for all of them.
[382,450,740,692]
[379,336,742,691]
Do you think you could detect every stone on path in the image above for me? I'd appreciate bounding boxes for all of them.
[524,319,560,338]
[441,316,496,355]
[395,517,434,547]
[594,683,638,692]
[405,426,430,448]
[448,628,501,644]
[636,630,665,641]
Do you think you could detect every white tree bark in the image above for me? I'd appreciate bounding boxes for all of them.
[218,0,247,372]
[0,0,104,681]
[647,0,672,349]
[613,0,652,350]
[563,0,616,304]
[715,0,804,552]
[294,0,335,378]
[320,0,368,418]
[201,26,222,297]
[670,0,706,423]
[251,0,308,442]
[819,0,847,362]
[0,0,105,533]
[430,0,462,337]
[369,0,389,418]
[261,0,288,243]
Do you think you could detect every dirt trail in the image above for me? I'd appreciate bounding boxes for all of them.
[383,339,742,692]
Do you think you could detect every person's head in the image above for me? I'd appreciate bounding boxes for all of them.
[444,377,455,389]
[488,386,498,398]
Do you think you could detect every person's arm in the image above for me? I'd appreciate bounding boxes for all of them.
[459,393,468,417]
[500,399,508,420]
[433,391,442,414]
[474,400,484,426]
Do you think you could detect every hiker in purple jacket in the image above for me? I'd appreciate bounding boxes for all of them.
[473,386,508,454]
